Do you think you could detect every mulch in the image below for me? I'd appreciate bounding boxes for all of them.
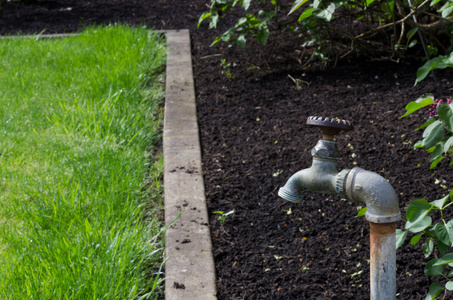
[2,1,453,299]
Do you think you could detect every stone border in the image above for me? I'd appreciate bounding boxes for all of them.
[163,29,217,299]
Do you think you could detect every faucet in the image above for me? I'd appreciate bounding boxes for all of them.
[278,116,400,300]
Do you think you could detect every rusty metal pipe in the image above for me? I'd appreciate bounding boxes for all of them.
[370,222,397,300]
[342,168,399,300]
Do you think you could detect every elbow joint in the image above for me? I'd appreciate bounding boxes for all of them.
[344,167,400,223]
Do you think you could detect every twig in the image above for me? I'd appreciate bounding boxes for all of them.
[200,54,222,60]
[353,0,430,41]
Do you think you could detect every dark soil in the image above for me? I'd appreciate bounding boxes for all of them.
[2,1,453,299]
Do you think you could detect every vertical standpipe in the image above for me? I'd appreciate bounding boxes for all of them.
[344,167,400,300]
[370,222,397,300]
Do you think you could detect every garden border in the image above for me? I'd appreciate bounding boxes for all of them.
[163,29,217,300]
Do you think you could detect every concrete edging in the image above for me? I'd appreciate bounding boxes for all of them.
[163,29,217,300]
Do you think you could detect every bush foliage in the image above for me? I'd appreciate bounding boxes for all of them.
[199,0,453,61]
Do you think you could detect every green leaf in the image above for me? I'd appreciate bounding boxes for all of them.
[439,2,453,18]
[426,146,436,153]
[235,16,248,27]
[446,281,453,291]
[416,54,453,85]
[198,12,213,29]
[289,0,311,15]
[411,234,423,245]
[423,239,435,257]
[357,207,367,217]
[404,199,432,233]
[298,8,314,21]
[443,6,453,18]
[433,223,451,246]
[216,26,235,44]
[430,0,441,6]
[406,198,432,221]
[444,136,453,152]
[224,209,235,216]
[414,140,424,149]
[416,59,440,86]
[426,259,446,275]
[241,0,251,10]
[430,156,444,169]
[211,36,222,46]
[381,1,394,16]
[416,118,436,131]
[234,33,247,48]
[431,143,444,159]
[433,253,453,266]
[406,215,432,232]
[446,221,453,239]
[312,0,320,9]
[406,27,419,41]
[437,239,450,254]
[256,27,270,45]
[400,95,434,118]
[438,103,453,131]
[430,195,449,210]
[421,120,445,148]
[408,40,418,48]
[425,282,443,300]
[313,3,336,21]
[396,229,407,248]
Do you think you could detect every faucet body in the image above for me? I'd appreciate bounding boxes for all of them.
[278,140,345,202]
[278,116,400,300]
[278,140,400,223]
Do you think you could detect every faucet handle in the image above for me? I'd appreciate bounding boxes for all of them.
[307,116,353,140]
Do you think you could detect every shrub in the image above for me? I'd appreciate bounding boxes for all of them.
[199,0,453,61]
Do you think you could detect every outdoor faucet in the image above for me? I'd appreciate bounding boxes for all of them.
[278,116,400,300]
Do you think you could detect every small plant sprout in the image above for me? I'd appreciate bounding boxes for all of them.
[272,170,283,177]
[220,58,234,79]
[213,209,235,224]
[287,74,309,90]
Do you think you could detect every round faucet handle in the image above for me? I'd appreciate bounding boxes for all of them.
[307,116,353,138]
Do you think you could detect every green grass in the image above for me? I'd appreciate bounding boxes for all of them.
[0,25,166,299]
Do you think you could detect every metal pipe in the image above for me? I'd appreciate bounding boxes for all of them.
[370,222,397,300]
[342,167,399,300]
[343,167,400,223]
[278,116,400,300]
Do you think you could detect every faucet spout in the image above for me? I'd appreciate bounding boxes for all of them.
[278,139,343,203]
[278,157,339,203]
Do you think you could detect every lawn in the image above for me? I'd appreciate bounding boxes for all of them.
[0,25,166,299]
